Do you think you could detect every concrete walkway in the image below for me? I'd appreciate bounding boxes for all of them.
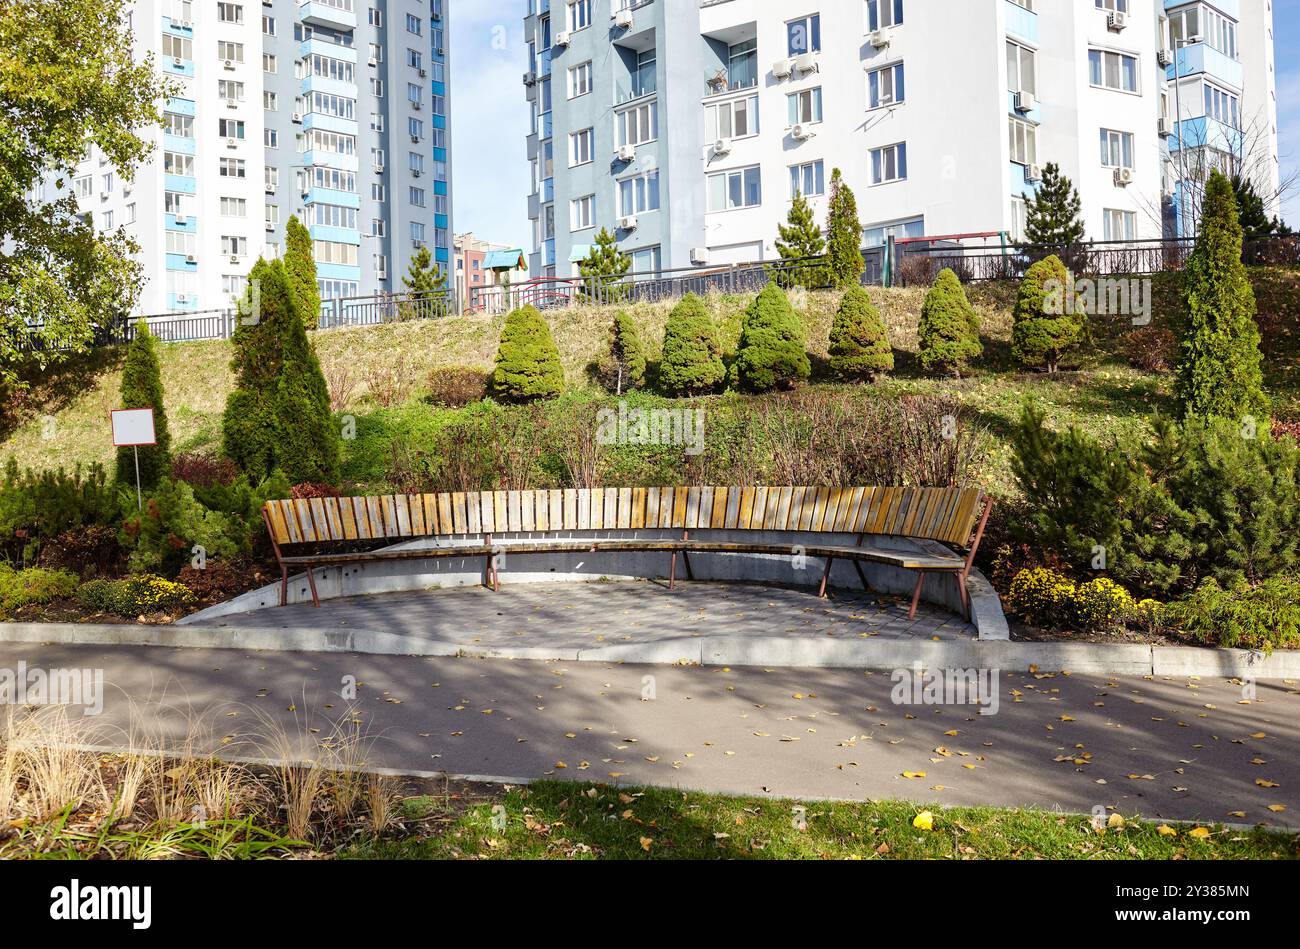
[5,641,1297,829]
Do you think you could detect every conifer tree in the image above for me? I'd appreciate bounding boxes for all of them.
[577,227,631,303]
[491,304,565,402]
[917,268,983,378]
[828,285,893,382]
[1023,163,1085,246]
[1011,254,1086,373]
[115,319,171,490]
[774,191,827,288]
[825,168,865,288]
[658,293,725,396]
[729,282,811,392]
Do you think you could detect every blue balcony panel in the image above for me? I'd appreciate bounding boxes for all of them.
[163,133,197,155]
[316,262,361,281]
[165,213,197,231]
[1008,161,1038,200]
[305,187,361,209]
[1005,0,1037,41]
[299,1,357,31]
[167,97,196,116]
[302,150,360,173]
[1166,43,1243,89]
[302,112,360,136]
[299,37,358,62]
[166,253,198,272]
[164,173,197,195]
[167,293,199,311]
[309,224,361,244]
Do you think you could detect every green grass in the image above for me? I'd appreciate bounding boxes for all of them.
[340,781,1299,860]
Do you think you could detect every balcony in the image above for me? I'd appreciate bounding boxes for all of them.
[299,0,355,32]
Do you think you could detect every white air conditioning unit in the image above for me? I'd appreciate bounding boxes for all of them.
[1024,163,1043,183]
[1158,116,1172,137]
[226,138,237,148]
[99,191,109,200]
[1157,48,1174,67]
[265,223,274,232]
[176,293,188,303]
[173,57,183,66]
[226,98,238,109]
[412,169,421,177]
[224,60,235,70]
[613,8,633,29]
[772,58,794,79]
[1113,167,1135,186]
[690,247,709,266]
[412,101,422,110]
[792,123,814,141]
[712,138,732,156]
[869,30,891,49]
[1108,10,1128,30]
[523,71,537,86]
[418,68,427,78]
[554,30,571,47]
[185,254,197,263]
[618,214,638,230]
[1014,91,1036,113]
[176,214,188,224]
[376,269,387,280]
[616,143,636,162]
[230,254,240,263]
[265,184,275,194]
[410,134,420,144]
[368,57,378,67]
[291,112,302,123]
[179,19,192,28]
[794,53,819,74]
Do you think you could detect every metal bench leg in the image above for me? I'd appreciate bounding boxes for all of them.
[305,567,321,609]
[818,556,834,598]
[852,560,871,592]
[909,572,926,620]
[668,551,677,591]
[279,567,289,607]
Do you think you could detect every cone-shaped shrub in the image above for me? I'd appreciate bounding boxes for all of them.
[828,285,893,382]
[826,168,865,288]
[284,214,321,329]
[1174,170,1267,422]
[917,268,982,377]
[272,288,341,485]
[658,293,725,396]
[1012,254,1085,373]
[729,282,811,393]
[115,320,171,490]
[491,304,565,402]
[602,311,646,394]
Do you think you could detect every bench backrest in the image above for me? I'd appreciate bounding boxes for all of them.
[264,486,986,549]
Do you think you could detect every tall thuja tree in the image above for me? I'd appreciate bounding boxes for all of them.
[114,320,171,490]
[1023,163,1085,247]
[272,269,341,484]
[1011,254,1086,373]
[825,169,865,288]
[774,191,827,288]
[1174,170,1267,422]
[577,227,631,303]
[729,282,811,393]
[917,268,983,378]
[0,0,171,390]
[283,215,320,329]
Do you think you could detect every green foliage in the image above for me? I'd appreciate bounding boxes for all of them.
[1023,162,1085,246]
[1174,171,1268,423]
[917,269,982,377]
[828,285,893,382]
[0,564,78,617]
[119,477,247,577]
[400,244,446,319]
[577,228,631,303]
[1011,255,1086,373]
[774,191,828,288]
[596,311,646,394]
[0,0,171,388]
[283,215,320,331]
[1231,175,1290,240]
[77,573,195,617]
[0,459,118,565]
[825,169,865,289]
[273,296,341,485]
[728,282,811,393]
[114,320,171,491]
[657,294,725,397]
[491,304,565,402]
[1166,575,1300,652]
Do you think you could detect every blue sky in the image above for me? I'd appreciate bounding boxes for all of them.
[450,2,1300,248]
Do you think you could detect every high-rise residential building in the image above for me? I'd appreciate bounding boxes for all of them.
[523,0,1277,277]
[50,0,452,315]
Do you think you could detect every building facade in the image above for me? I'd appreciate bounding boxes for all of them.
[523,0,1277,277]
[453,231,512,303]
[53,0,452,315]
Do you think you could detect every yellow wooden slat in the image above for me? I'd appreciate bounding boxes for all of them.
[823,488,843,532]
[697,487,712,530]
[617,488,633,530]
[723,486,741,528]
[534,489,549,531]
[395,495,414,536]
[786,486,803,532]
[631,487,646,529]
[507,490,522,532]
[589,488,603,530]
[447,492,463,534]
[738,487,755,530]
[684,487,701,530]
[520,490,535,532]
[670,486,687,529]
[464,492,480,534]
[658,487,674,528]
[264,501,290,545]
[645,487,659,530]
[305,498,328,541]
[322,498,344,540]
[292,499,317,543]
[404,494,424,536]
[564,489,578,530]
[763,487,783,530]
[479,491,495,533]
[604,488,618,529]
[749,487,767,529]
[492,492,507,534]
[813,487,832,532]
[710,487,728,529]
[577,488,591,530]
[549,490,562,531]
[336,498,358,541]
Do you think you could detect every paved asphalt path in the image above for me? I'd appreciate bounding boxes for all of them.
[3,641,1297,829]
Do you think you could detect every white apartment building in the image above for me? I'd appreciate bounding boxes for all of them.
[44,0,453,316]
[523,0,1278,277]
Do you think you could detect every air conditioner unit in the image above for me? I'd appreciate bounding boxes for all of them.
[375,163,385,173]
[99,191,109,200]
[712,138,732,156]
[616,143,636,162]
[869,30,891,50]
[185,254,197,263]
[368,57,378,67]
[1014,91,1036,113]
[1157,48,1174,67]
[618,214,638,230]
[1024,163,1043,182]
[794,53,819,74]
[265,184,276,194]
[376,270,387,280]
[792,123,814,141]
[226,98,238,109]
[224,60,235,70]
[230,254,241,264]
[176,214,188,224]
[523,71,537,86]
[690,247,709,265]
[1158,116,1172,137]
[291,112,302,123]
[412,101,422,110]
[772,58,794,79]
[1108,10,1128,30]
[412,169,421,177]
[265,223,274,231]
[173,57,183,66]
[554,30,571,47]
[176,293,188,303]
[179,19,192,28]
[1113,167,1134,186]
[412,239,423,249]
[418,68,427,78]
[226,138,237,148]
[411,134,420,144]
[613,8,633,29]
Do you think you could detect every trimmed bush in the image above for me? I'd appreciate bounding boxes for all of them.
[1174,170,1268,422]
[1012,255,1085,373]
[284,215,321,333]
[114,320,171,492]
[491,304,565,402]
[828,285,893,382]
[917,269,982,377]
[1166,575,1300,653]
[273,292,341,485]
[119,478,247,578]
[658,293,724,397]
[728,282,811,393]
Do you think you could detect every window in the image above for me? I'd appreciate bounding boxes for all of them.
[371,78,384,97]
[74,176,92,199]
[126,203,136,225]
[789,160,825,198]
[1103,208,1135,241]
[217,2,242,24]
[407,82,423,106]
[407,48,422,69]
[312,93,356,119]
[787,87,823,125]
[218,80,244,102]
[571,193,595,230]
[318,278,358,300]
[164,191,186,214]
[706,94,758,140]
[223,275,248,296]
[1006,41,1036,95]
[220,197,247,216]
[263,91,278,110]
[1095,0,1127,11]
[219,157,246,178]
[263,53,277,73]
[312,204,357,229]
[406,13,421,34]
[569,61,592,98]
[164,112,194,137]
[309,167,356,192]
[1099,128,1134,168]
[409,186,425,207]
[868,62,904,108]
[617,101,658,146]
[100,172,114,194]
[371,218,386,237]
[310,54,355,83]
[707,165,762,212]
[630,48,656,98]
[162,34,192,60]
[410,222,425,244]
[264,128,279,148]
[570,128,593,165]
[374,254,388,277]
[166,231,197,255]
[724,38,758,90]
[1009,197,1027,240]
[629,245,661,278]
[265,166,279,190]
[567,0,591,31]
[1088,49,1137,93]
[408,117,423,139]
[786,14,821,55]
[370,112,385,132]
[371,183,386,201]
[218,118,245,139]
[1008,117,1036,165]
[217,40,243,62]
[164,151,194,176]
[313,240,358,266]
[618,170,660,216]
[863,216,924,246]
[221,235,248,257]
[431,94,445,116]
[302,129,356,155]
[368,8,382,27]
[870,142,908,183]
[867,0,903,30]
[262,14,275,35]
[1204,82,1239,128]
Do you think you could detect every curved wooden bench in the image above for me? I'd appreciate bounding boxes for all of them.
[261,486,993,620]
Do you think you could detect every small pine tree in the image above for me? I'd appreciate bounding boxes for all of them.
[1011,254,1086,373]
[917,268,983,378]
[602,311,646,394]
[1024,162,1085,246]
[774,191,827,288]
[1174,170,1267,422]
[729,282,811,393]
[828,285,893,382]
[491,304,565,402]
[401,244,446,319]
[577,227,631,303]
[283,214,320,330]
[658,293,725,397]
[273,297,341,484]
[825,169,865,288]
[115,319,171,491]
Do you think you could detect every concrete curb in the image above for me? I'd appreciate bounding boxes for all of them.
[3,620,1300,678]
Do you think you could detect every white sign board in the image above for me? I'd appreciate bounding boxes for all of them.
[111,408,157,447]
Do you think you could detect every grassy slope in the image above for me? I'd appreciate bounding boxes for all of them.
[4,271,1297,497]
